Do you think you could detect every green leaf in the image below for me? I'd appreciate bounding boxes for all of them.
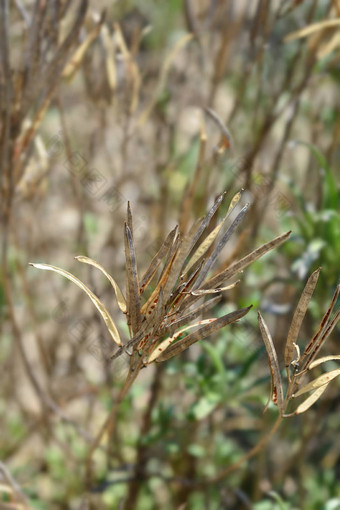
[292,141,338,210]
[187,443,206,457]
[189,397,218,420]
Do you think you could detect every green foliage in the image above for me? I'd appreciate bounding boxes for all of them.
[283,142,340,292]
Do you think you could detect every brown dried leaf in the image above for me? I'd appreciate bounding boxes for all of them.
[75,256,126,313]
[63,21,102,80]
[193,204,249,289]
[139,226,178,294]
[161,223,203,303]
[148,318,219,363]
[293,368,340,398]
[141,243,178,315]
[154,306,252,363]
[317,30,340,59]
[167,261,205,312]
[187,192,226,255]
[112,296,165,358]
[284,267,321,368]
[227,190,243,214]
[301,283,340,364]
[127,202,134,239]
[115,287,167,359]
[293,384,328,415]
[284,19,340,42]
[202,231,291,291]
[138,289,166,356]
[124,224,141,335]
[258,312,284,415]
[160,296,222,337]
[303,309,340,368]
[189,281,240,296]
[29,263,122,346]
[308,355,340,370]
[217,229,248,273]
[182,191,242,276]
[182,221,224,275]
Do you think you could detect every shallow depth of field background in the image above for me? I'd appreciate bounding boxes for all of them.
[0,1,340,509]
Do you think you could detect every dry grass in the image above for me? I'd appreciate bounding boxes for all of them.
[1,1,339,508]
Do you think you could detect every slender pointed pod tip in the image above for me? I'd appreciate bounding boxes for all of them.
[29,262,46,268]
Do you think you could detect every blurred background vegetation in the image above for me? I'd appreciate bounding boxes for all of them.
[0,0,339,509]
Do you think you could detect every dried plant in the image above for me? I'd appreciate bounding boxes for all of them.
[29,194,340,490]
[30,192,291,483]
[259,268,340,418]
[190,269,340,488]
[206,269,340,487]
[2,2,339,507]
